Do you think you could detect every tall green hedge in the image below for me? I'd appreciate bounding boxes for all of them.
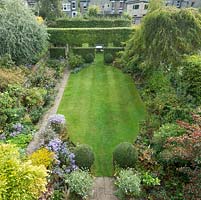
[104,47,124,57]
[48,27,134,47]
[71,47,95,60]
[49,47,67,59]
[50,18,131,28]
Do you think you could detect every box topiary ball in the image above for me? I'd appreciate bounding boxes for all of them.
[113,142,138,168]
[74,144,95,170]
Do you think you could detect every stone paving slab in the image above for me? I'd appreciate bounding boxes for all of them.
[91,177,118,200]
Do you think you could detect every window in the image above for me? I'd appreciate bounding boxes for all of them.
[62,3,71,11]
[83,3,87,9]
[112,2,115,9]
[72,1,76,10]
[120,1,123,9]
[133,4,139,9]
[144,4,148,9]
[72,11,77,17]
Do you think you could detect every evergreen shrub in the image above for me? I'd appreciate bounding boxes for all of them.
[49,47,67,59]
[71,47,95,62]
[50,18,131,28]
[104,53,114,64]
[74,144,95,170]
[48,27,133,47]
[113,142,138,168]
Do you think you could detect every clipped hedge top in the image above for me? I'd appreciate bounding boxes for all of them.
[49,18,132,28]
[47,27,134,31]
[48,27,134,46]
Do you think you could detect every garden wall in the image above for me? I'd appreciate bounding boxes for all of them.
[47,27,134,47]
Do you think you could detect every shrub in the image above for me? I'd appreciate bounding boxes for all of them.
[85,53,94,63]
[115,169,141,199]
[7,134,32,149]
[180,55,201,105]
[29,148,55,169]
[48,114,66,134]
[152,123,186,151]
[0,68,25,91]
[113,142,138,168]
[23,88,47,109]
[71,47,95,61]
[74,144,95,170]
[0,144,48,200]
[104,53,114,64]
[104,47,124,59]
[49,47,66,59]
[0,0,48,64]
[69,53,84,69]
[141,171,160,187]
[47,139,78,177]
[65,170,93,199]
[121,7,201,73]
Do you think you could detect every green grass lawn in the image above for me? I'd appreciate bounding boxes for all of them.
[58,54,146,176]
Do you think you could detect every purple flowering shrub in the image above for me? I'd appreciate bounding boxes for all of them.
[42,138,78,196]
[47,138,77,177]
[48,114,66,134]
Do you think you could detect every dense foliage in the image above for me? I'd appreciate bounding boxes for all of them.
[65,170,93,199]
[74,144,95,170]
[113,142,138,168]
[48,27,133,47]
[0,0,48,64]
[37,0,63,20]
[116,4,201,199]
[121,7,201,72]
[50,18,131,28]
[0,144,47,200]
[115,169,141,199]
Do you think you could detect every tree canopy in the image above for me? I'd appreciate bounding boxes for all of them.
[0,0,48,64]
[121,7,201,73]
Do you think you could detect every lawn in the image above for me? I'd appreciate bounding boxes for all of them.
[58,54,146,176]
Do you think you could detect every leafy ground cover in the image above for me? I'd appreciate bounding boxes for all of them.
[58,54,145,176]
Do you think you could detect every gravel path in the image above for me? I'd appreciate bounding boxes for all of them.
[26,67,70,154]
[91,177,118,200]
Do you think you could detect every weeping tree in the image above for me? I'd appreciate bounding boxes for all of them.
[121,7,201,74]
[38,0,63,20]
[0,0,48,65]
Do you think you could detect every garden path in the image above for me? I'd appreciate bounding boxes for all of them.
[91,177,118,200]
[26,67,70,154]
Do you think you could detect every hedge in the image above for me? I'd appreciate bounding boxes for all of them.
[103,47,124,63]
[49,47,67,59]
[71,47,95,62]
[104,47,124,57]
[50,18,131,28]
[47,27,134,47]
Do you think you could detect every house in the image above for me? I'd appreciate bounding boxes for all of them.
[25,0,78,17]
[62,0,78,17]
[88,0,126,15]
[80,0,90,14]
[126,0,148,24]
[166,0,198,8]
[126,0,201,24]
